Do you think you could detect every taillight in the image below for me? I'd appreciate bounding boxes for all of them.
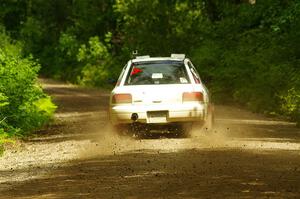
[182,92,204,102]
[112,94,132,104]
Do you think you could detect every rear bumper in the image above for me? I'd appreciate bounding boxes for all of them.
[109,103,206,125]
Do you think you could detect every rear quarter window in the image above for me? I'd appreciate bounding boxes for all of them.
[187,61,201,84]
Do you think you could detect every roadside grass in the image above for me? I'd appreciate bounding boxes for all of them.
[0,144,3,156]
[0,133,15,156]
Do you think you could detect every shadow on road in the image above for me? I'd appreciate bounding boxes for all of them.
[1,149,300,199]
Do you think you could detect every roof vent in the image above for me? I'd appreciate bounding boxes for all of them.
[171,54,185,59]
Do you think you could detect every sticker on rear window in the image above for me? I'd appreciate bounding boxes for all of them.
[152,73,163,79]
[131,67,143,75]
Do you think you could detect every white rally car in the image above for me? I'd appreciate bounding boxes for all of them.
[109,54,214,136]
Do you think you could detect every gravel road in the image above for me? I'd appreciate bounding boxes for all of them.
[0,78,300,199]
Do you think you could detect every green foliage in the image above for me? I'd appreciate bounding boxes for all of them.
[189,0,300,125]
[280,88,300,125]
[20,17,43,55]
[0,0,299,124]
[77,36,110,87]
[0,27,56,140]
[0,93,9,108]
[52,32,80,80]
[0,129,14,156]
[59,33,79,58]
[113,0,205,55]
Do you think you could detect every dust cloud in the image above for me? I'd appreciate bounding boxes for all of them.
[78,123,237,160]
[78,117,300,160]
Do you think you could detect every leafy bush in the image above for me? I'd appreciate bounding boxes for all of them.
[0,27,56,141]
[76,36,110,87]
[280,88,300,126]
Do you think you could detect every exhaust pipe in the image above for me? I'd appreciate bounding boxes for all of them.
[131,113,138,122]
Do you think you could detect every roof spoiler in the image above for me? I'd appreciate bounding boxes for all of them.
[135,55,150,59]
[171,54,185,59]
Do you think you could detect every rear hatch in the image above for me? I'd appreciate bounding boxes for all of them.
[112,59,207,106]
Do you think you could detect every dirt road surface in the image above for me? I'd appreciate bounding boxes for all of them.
[1,79,300,199]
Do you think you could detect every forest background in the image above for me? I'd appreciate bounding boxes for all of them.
[0,0,299,150]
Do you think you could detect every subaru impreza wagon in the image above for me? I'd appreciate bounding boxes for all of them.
[109,54,214,137]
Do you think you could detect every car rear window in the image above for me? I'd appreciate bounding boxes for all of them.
[125,61,190,85]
